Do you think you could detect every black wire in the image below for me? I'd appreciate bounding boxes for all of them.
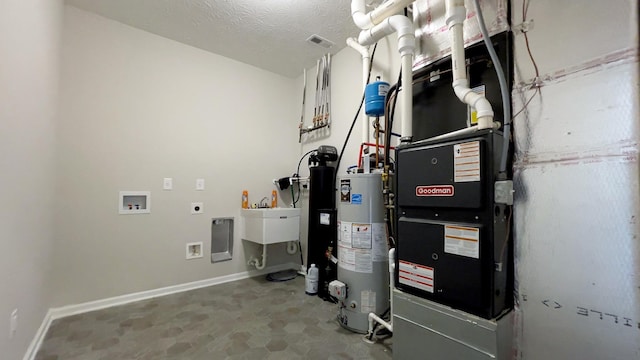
[383,65,402,169]
[387,70,401,149]
[292,150,315,207]
[333,43,378,188]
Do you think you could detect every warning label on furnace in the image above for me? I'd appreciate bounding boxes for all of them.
[398,260,434,293]
[454,141,480,182]
[444,225,480,259]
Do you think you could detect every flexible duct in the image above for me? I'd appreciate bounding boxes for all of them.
[445,0,494,130]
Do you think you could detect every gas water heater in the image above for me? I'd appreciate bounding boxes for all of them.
[334,173,390,333]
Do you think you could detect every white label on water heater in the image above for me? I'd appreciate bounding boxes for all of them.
[361,290,376,314]
[444,225,480,259]
[339,221,351,245]
[354,250,372,273]
[338,245,373,273]
[351,223,372,249]
[338,244,355,271]
[372,223,387,262]
[454,141,481,182]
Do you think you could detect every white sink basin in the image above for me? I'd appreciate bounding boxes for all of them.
[241,208,301,245]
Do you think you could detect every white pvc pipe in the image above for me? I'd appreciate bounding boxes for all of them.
[347,37,371,145]
[250,245,267,270]
[400,54,413,141]
[368,312,393,333]
[388,248,395,328]
[366,248,396,338]
[416,121,500,144]
[286,241,298,255]
[445,0,494,130]
[352,0,416,29]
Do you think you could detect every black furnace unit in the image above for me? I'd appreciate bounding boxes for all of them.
[394,32,513,320]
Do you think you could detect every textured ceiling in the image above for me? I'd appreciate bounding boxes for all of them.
[65,0,360,78]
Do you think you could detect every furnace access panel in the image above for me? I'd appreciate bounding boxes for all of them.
[394,130,512,319]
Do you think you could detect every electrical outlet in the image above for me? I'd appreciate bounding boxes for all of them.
[186,242,203,259]
[9,309,18,338]
[191,202,204,214]
[196,178,205,191]
[163,178,173,190]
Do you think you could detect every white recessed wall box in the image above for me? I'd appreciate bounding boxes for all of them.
[119,191,151,214]
[186,242,203,260]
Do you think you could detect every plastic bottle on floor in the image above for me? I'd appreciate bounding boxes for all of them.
[305,264,319,295]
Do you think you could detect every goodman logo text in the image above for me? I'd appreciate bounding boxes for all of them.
[416,185,454,197]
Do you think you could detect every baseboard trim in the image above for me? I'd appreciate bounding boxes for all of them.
[23,309,53,360]
[25,262,298,360]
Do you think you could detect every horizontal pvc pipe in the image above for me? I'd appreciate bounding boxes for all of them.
[368,312,393,334]
[352,0,416,29]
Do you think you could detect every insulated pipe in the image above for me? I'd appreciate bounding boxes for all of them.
[286,241,298,255]
[358,15,415,142]
[445,0,494,130]
[346,37,371,145]
[352,0,416,29]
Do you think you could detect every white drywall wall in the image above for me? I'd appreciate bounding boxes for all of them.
[0,0,62,358]
[52,6,300,307]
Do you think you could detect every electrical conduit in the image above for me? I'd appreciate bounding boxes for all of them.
[471,0,511,173]
[445,0,495,130]
[346,37,371,146]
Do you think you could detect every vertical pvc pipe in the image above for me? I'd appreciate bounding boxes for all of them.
[347,38,371,146]
[400,54,413,142]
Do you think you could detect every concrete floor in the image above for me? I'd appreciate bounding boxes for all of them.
[35,275,392,359]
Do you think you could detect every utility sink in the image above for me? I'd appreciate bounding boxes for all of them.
[241,208,301,245]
